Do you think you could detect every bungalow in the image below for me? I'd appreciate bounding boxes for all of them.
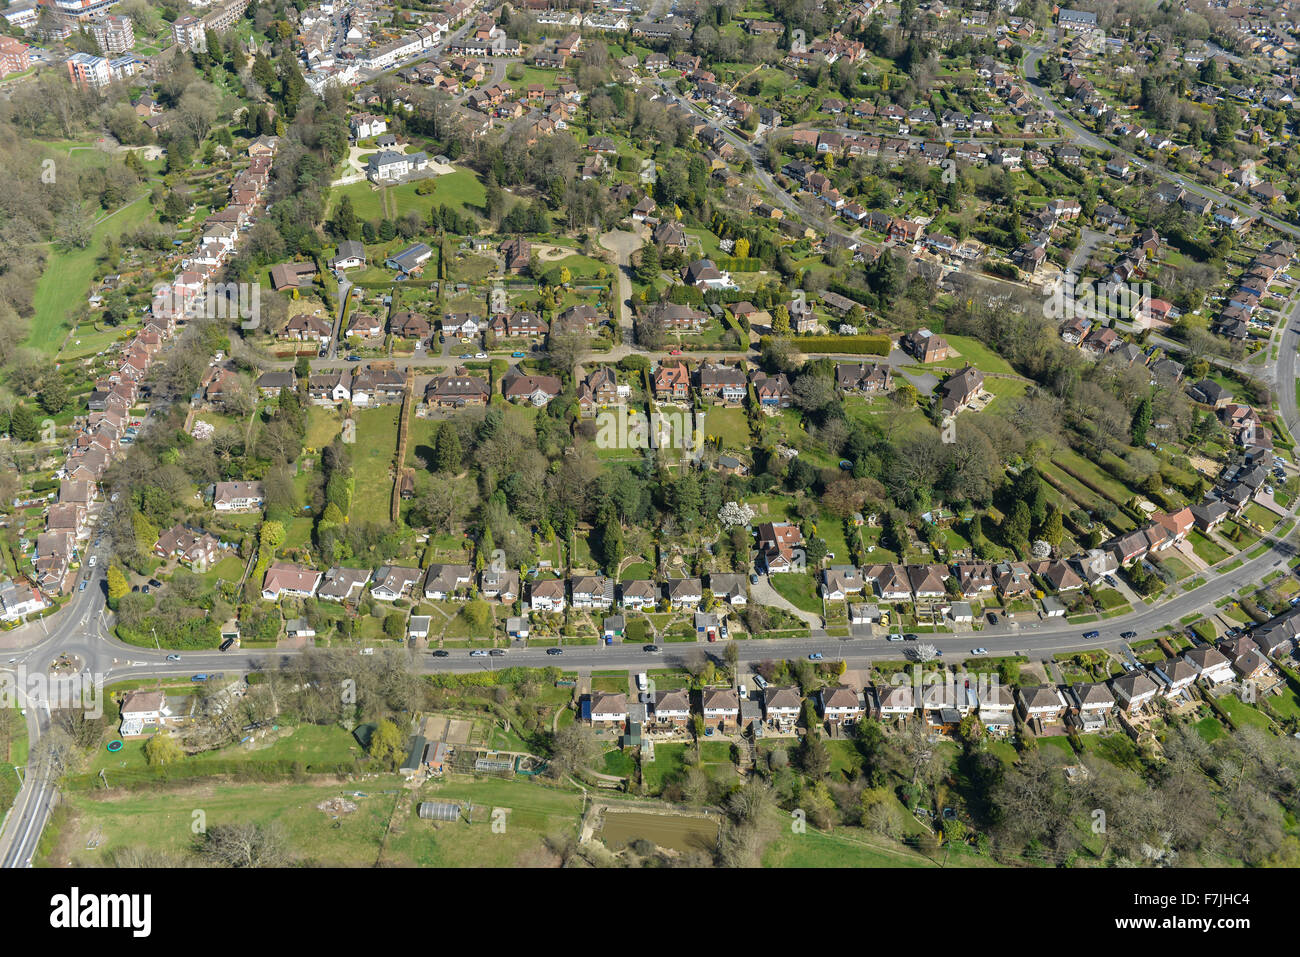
[422,564,473,601]
[864,563,912,602]
[501,369,563,407]
[261,562,322,601]
[386,243,434,275]
[371,565,424,601]
[479,567,520,602]
[709,573,748,606]
[213,480,264,512]
[822,565,865,600]
[316,566,372,603]
[425,374,490,409]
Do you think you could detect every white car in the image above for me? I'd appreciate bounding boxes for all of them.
[475,352,488,359]
[88,555,97,567]
[971,647,988,655]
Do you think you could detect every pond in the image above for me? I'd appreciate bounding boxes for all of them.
[599,810,719,855]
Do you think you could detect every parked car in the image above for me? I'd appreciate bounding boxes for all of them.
[987,613,999,624]
[475,352,488,359]
[511,351,526,358]
[670,348,682,355]
[346,354,361,361]
[749,573,759,584]
[1103,575,1118,587]
[808,652,823,660]
[470,650,489,657]
[489,649,505,656]
[886,633,904,642]
[971,647,988,655]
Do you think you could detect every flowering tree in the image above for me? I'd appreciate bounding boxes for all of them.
[718,501,755,529]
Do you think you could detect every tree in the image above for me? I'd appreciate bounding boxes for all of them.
[368,718,405,769]
[383,613,405,638]
[771,303,791,336]
[1131,395,1153,446]
[434,422,462,473]
[717,501,755,528]
[548,723,601,779]
[461,599,492,632]
[197,821,294,868]
[143,732,183,766]
[9,403,38,442]
[107,566,130,604]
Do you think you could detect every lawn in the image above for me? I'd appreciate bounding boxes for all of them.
[1188,530,1230,565]
[350,405,400,524]
[700,406,751,449]
[768,572,822,615]
[28,192,159,354]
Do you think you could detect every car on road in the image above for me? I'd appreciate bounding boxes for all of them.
[886,633,904,642]
[512,351,526,358]
[808,652,823,660]
[475,352,488,359]
[470,650,489,657]
[644,644,660,653]
[971,647,988,655]
[546,647,563,655]
[7,658,16,663]
[1083,630,1100,639]
[78,581,87,591]
[489,649,505,656]
[459,353,474,359]
[1120,631,1137,640]
[903,633,918,641]
[431,650,449,657]
[88,555,97,566]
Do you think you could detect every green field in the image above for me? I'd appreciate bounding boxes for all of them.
[351,405,401,523]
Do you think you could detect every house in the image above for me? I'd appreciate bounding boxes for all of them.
[256,371,295,397]
[939,366,985,414]
[1187,379,1231,408]
[877,684,917,721]
[422,564,473,601]
[213,481,264,512]
[119,691,166,737]
[571,575,615,609]
[500,237,531,273]
[1110,670,1159,713]
[1069,683,1115,731]
[261,562,322,601]
[709,573,748,606]
[682,258,733,289]
[666,577,703,609]
[577,367,623,415]
[819,686,864,724]
[763,686,803,727]
[501,369,563,407]
[479,567,520,602]
[316,566,372,603]
[1151,657,1198,698]
[589,691,628,727]
[1017,685,1067,724]
[386,243,433,275]
[653,362,691,403]
[702,689,739,728]
[371,565,424,601]
[1183,646,1234,684]
[836,362,893,394]
[696,363,747,404]
[864,564,912,602]
[529,578,566,612]
[652,689,692,726]
[751,372,792,408]
[901,329,949,363]
[152,524,221,568]
[619,579,658,611]
[329,239,366,271]
[425,374,489,409]
[757,522,804,573]
[0,580,47,623]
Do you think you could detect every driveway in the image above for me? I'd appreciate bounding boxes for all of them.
[748,575,823,630]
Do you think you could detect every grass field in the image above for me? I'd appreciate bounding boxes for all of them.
[351,405,401,523]
[769,572,822,614]
[27,193,159,354]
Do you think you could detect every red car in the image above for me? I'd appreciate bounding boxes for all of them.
[670,348,682,355]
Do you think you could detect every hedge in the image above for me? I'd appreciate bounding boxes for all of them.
[768,334,891,355]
